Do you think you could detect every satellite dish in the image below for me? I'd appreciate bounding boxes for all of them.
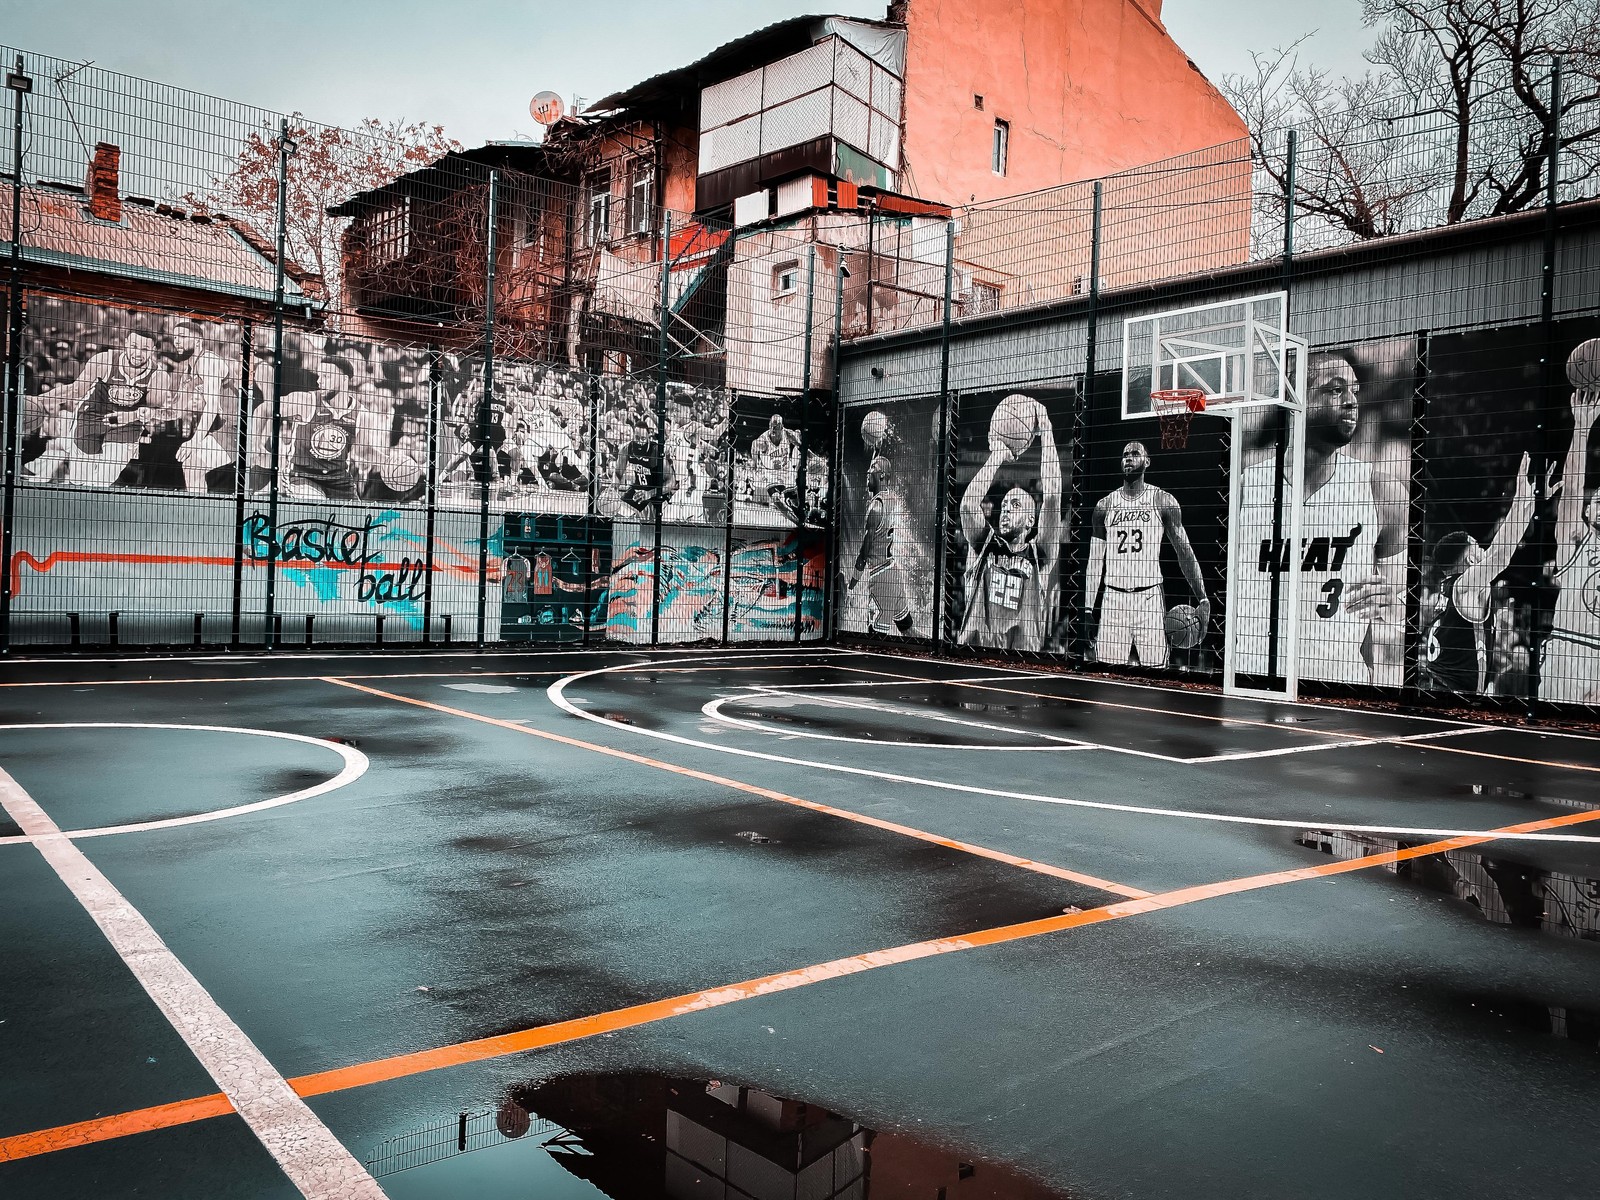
[529,91,565,126]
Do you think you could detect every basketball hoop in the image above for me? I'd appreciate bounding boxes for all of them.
[1151,388,1207,450]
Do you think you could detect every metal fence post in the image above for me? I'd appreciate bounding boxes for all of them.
[721,391,737,645]
[1536,58,1564,717]
[229,322,253,648]
[1264,129,1298,682]
[1,55,29,655]
[650,213,671,647]
[263,116,292,652]
[932,219,956,651]
[1282,128,1297,269]
[792,244,816,643]
[1071,180,1103,662]
[422,347,442,642]
[583,371,602,646]
[475,168,500,648]
[823,256,846,641]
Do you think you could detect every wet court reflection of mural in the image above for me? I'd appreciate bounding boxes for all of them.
[370,1074,1068,1199]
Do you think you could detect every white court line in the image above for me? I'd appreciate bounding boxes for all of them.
[702,689,1097,751]
[1186,725,1501,763]
[0,768,385,1199]
[0,648,856,689]
[751,673,1047,690]
[4,647,841,665]
[734,681,1504,765]
[547,654,1600,844]
[843,648,1488,730]
[0,724,368,846]
[833,655,1486,746]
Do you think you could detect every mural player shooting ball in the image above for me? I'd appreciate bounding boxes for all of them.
[846,411,915,636]
[1086,441,1207,666]
[956,394,1062,651]
[1541,338,1600,704]
[1425,453,1549,694]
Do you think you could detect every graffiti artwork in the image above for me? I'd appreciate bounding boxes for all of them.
[241,511,427,605]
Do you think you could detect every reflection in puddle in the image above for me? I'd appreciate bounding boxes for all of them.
[1297,830,1600,943]
[367,1073,1070,1198]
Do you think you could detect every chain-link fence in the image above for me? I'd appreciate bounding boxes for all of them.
[2,42,1595,654]
[0,47,833,650]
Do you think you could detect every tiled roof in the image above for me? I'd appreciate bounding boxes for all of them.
[0,180,320,304]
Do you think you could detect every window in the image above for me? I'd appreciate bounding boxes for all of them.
[992,118,1009,176]
[772,260,801,299]
[513,194,546,264]
[974,94,984,110]
[965,280,1001,315]
[585,171,611,247]
[625,158,655,237]
[365,198,410,265]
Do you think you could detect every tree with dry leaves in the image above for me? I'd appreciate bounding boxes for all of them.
[187,114,461,303]
[1223,0,1600,245]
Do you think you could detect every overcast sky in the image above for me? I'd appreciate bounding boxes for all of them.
[6,1,1377,147]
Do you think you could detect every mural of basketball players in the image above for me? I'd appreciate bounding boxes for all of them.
[53,326,179,488]
[168,321,236,493]
[1086,441,1207,667]
[1235,351,1408,685]
[1540,386,1600,703]
[1424,453,1546,694]
[956,395,1062,651]
[750,413,802,518]
[845,453,914,635]
[266,357,367,500]
[614,421,673,519]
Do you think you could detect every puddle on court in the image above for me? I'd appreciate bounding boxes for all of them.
[366,1073,1072,1198]
[1297,829,1600,943]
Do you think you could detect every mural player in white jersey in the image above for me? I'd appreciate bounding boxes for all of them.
[1235,351,1408,685]
[1086,441,1208,667]
[1541,354,1600,704]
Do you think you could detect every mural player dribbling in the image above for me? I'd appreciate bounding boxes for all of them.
[956,394,1062,651]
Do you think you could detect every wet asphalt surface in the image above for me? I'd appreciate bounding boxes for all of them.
[1,647,1598,1198]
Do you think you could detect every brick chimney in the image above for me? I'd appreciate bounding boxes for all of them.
[85,142,122,222]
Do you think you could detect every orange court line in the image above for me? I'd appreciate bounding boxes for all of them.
[0,1093,235,1163]
[1413,739,1600,775]
[320,676,1149,900]
[6,799,1596,1166]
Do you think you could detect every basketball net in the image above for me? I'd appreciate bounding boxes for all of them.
[1151,388,1207,450]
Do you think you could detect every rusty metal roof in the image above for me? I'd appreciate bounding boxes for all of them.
[0,180,319,304]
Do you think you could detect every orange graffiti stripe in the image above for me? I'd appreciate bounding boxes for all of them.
[4,800,1595,1165]
[8,549,488,596]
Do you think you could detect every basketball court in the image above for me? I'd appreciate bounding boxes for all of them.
[2,645,1598,1198]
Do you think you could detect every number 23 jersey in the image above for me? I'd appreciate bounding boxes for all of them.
[1234,450,1377,683]
[1100,487,1166,589]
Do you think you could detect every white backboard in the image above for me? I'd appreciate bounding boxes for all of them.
[1122,292,1305,420]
